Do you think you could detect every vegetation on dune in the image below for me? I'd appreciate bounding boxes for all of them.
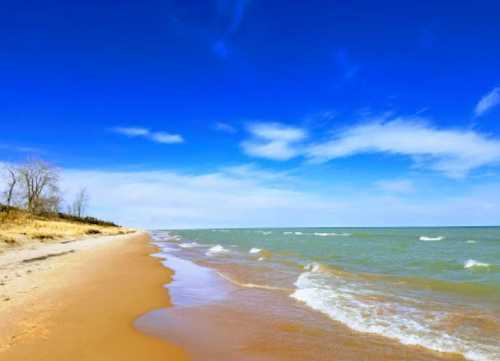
[0,158,129,252]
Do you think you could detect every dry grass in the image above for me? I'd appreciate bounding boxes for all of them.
[0,208,132,253]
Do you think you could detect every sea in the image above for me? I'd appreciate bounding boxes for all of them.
[138,227,500,361]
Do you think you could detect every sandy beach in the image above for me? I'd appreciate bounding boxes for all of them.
[0,232,188,361]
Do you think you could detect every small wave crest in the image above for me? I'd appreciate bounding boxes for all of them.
[314,232,351,237]
[179,242,200,248]
[291,264,498,361]
[249,247,262,254]
[205,244,230,256]
[217,272,290,291]
[464,259,490,269]
[419,236,445,241]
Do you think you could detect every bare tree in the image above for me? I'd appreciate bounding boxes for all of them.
[70,188,89,217]
[2,165,18,206]
[18,159,61,213]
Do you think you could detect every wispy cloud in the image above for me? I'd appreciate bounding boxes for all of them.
[112,127,184,144]
[307,117,500,178]
[0,143,42,154]
[241,116,500,178]
[376,179,415,193]
[214,122,237,133]
[213,0,248,58]
[241,122,307,160]
[58,165,500,228]
[335,49,360,80]
[475,87,500,117]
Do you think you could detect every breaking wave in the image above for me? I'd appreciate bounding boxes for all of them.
[291,263,498,361]
[464,259,490,269]
[206,245,230,256]
[419,236,445,241]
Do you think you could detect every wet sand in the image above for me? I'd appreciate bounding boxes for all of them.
[138,242,466,361]
[0,232,188,361]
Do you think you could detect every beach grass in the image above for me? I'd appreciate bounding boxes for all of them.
[0,206,131,253]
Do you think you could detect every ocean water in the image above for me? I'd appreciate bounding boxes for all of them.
[152,227,500,361]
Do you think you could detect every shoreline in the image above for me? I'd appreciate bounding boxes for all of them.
[146,232,469,361]
[0,232,189,360]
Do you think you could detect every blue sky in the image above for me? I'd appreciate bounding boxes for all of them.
[1,0,500,228]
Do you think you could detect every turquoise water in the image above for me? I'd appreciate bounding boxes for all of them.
[161,227,500,361]
[174,227,500,291]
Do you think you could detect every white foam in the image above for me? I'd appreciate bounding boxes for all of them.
[294,231,304,235]
[304,262,322,272]
[249,247,262,254]
[466,240,477,244]
[257,231,272,235]
[283,231,293,235]
[205,244,230,256]
[464,259,490,269]
[257,257,264,261]
[217,272,290,291]
[419,236,444,241]
[291,267,497,361]
[178,242,200,248]
[314,232,351,237]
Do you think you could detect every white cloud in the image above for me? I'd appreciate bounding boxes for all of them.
[475,87,500,117]
[376,179,414,193]
[112,127,149,137]
[214,122,237,133]
[241,122,307,160]
[306,117,500,178]
[112,127,184,144]
[57,165,500,229]
[149,132,184,144]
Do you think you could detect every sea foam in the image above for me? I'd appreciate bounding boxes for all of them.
[464,259,490,269]
[179,242,200,248]
[314,232,351,237]
[249,247,262,254]
[205,244,230,256]
[291,265,496,361]
[419,236,444,241]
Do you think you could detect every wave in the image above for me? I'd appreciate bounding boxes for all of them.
[283,231,293,235]
[249,247,262,254]
[419,236,444,241]
[294,232,304,235]
[466,240,477,244]
[179,242,200,248]
[464,259,490,269]
[257,231,272,235]
[291,264,498,361]
[205,245,230,256]
[217,272,291,291]
[314,232,351,237]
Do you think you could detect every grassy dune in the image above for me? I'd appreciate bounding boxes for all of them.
[0,206,132,253]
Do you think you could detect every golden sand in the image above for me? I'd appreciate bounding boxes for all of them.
[0,232,189,361]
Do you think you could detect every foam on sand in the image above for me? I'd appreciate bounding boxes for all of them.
[291,263,498,361]
[205,244,230,256]
[419,236,444,241]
